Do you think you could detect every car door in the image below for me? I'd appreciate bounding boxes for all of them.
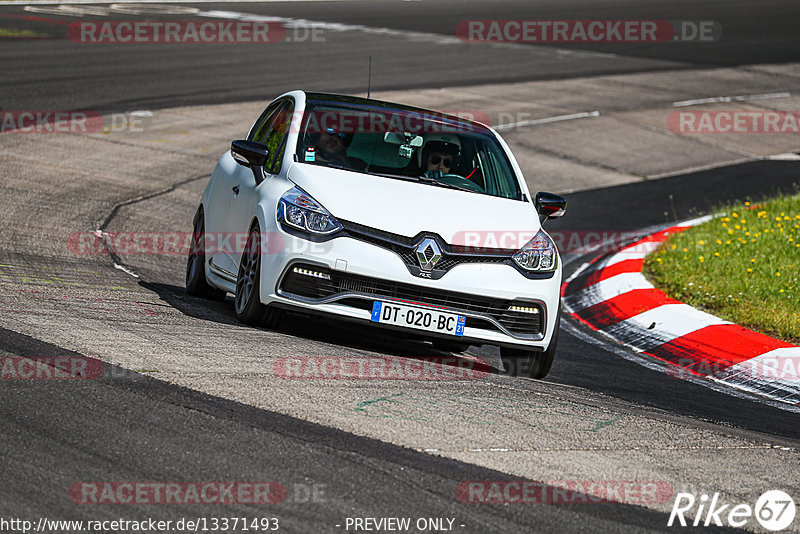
[204,147,252,277]
[226,98,296,272]
[206,99,286,275]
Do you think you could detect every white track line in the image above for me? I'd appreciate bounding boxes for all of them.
[672,92,791,107]
[494,111,600,131]
[5,0,347,4]
[113,263,139,278]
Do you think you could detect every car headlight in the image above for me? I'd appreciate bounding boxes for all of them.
[512,230,558,272]
[277,186,342,235]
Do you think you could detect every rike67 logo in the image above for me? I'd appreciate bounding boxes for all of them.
[669,490,796,531]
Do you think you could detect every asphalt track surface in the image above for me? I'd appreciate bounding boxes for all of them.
[1,1,800,533]
[0,0,798,110]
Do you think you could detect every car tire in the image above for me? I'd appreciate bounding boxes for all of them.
[185,207,227,301]
[500,304,560,379]
[235,224,280,327]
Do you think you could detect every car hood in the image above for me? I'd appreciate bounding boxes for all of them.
[287,163,541,248]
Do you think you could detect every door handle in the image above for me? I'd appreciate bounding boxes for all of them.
[232,185,240,196]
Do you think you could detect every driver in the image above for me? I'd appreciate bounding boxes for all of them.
[419,134,461,177]
[425,148,455,173]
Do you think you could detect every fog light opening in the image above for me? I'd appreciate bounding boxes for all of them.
[293,267,331,280]
[508,305,540,314]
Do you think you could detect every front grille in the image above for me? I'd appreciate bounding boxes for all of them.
[435,254,508,271]
[340,220,513,276]
[279,263,542,337]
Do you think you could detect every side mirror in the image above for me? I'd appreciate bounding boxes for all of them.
[535,192,567,221]
[231,140,270,184]
[231,140,269,167]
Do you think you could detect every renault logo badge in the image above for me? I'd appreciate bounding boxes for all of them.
[415,238,442,271]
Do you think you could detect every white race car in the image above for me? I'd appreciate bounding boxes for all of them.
[186,91,566,378]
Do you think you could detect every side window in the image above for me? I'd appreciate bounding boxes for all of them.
[247,99,295,176]
[248,101,283,144]
[262,100,295,175]
[477,141,520,199]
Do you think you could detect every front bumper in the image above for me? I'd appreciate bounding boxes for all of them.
[259,232,562,349]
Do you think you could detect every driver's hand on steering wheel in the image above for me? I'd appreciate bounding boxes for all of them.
[423,170,445,179]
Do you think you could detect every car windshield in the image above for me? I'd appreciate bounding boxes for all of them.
[295,97,524,200]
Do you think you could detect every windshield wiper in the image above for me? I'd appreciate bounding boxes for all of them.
[417,175,473,192]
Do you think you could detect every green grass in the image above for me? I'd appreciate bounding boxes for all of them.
[644,193,800,344]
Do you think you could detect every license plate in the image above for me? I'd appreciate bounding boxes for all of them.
[370,301,465,336]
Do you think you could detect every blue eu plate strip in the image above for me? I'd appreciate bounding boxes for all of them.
[455,315,465,336]
[370,301,382,322]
